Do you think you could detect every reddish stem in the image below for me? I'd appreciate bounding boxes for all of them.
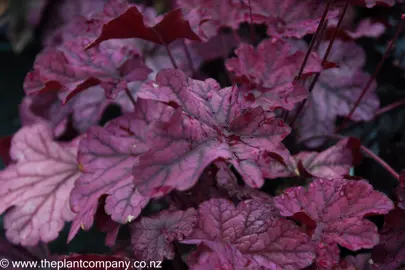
[314,19,329,51]
[125,88,137,110]
[322,0,352,62]
[360,144,400,180]
[182,40,196,74]
[375,98,405,117]
[165,44,178,69]
[232,29,241,45]
[336,98,405,131]
[152,28,178,69]
[290,0,352,128]
[248,0,257,44]
[296,0,334,80]
[336,14,405,133]
[300,134,400,181]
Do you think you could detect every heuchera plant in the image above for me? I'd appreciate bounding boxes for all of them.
[1,0,405,269]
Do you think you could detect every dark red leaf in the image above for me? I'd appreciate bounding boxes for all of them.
[371,208,405,269]
[86,4,201,49]
[94,201,121,247]
[0,136,13,166]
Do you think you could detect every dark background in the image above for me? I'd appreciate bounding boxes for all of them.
[1,0,405,259]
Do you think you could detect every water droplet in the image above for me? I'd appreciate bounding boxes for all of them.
[133,144,136,148]
[127,215,135,223]
[153,83,159,88]
[340,191,344,196]
[281,194,285,200]
[319,179,324,184]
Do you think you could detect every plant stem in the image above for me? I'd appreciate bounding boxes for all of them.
[152,28,179,69]
[360,144,400,180]
[182,40,196,74]
[322,0,351,63]
[165,44,178,69]
[300,133,400,181]
[336,14,405,133]
[125,88,137,110]
[374,98,405,117]
[248,0,257,44]
[232,29,241,45]
[314,19,329,51]
[296,0,334,80]
[290,0,352,128]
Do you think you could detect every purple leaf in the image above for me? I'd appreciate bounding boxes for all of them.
[187,199,315,269]
[132,108,233,198]
[226,39,322,89]
[24,38,151,103]
[130,208,198,261]
[0,123,80,246]
[136,69,290,195]
[328,18,386,40]
[297,41,379,147]
[177,0,248,39]
[186,240,262,270]
[68,99,170,242]
[225,39,322,110]
[138,68,222,125]
[43,0,106,46]
[21,84,144,134]
[246,0,339,38]
[260,138,361,179]
[274,178,394,268]
[356,0,395,8]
